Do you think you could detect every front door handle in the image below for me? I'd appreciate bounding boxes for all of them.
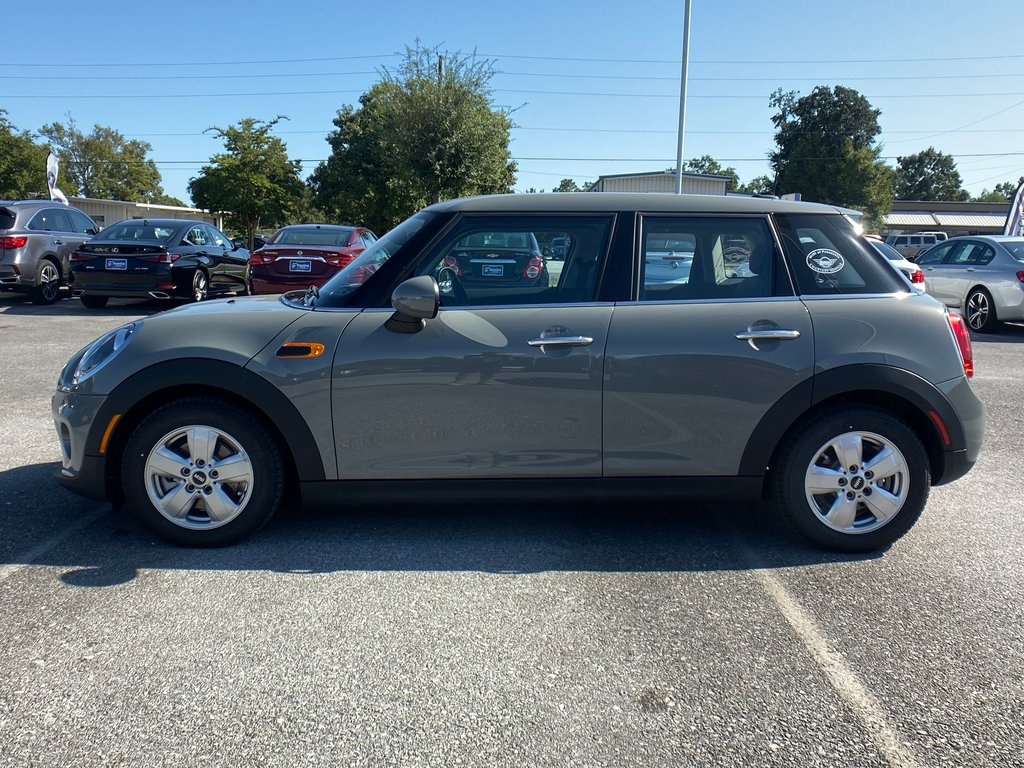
[528,335,594,348]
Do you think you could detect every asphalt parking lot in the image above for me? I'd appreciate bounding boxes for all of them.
[1,291,1022,767]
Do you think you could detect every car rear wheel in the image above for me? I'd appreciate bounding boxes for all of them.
[32,259,61,305]
[774,408,929,552]
[122,397,284,546]
[80,294,109,309]
[965,288,998,333]
[192,269,209,302]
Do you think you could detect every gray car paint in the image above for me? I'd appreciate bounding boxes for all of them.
[330,305,614,479]
[604,296,814,476]
[919,236,1024,323]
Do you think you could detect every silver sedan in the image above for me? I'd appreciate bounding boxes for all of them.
[916,235,1024,332]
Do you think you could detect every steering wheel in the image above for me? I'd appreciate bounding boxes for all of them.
[436,266,468,306]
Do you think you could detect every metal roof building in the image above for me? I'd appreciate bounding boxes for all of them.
[587,171,731,196]
[883,200,1010,236]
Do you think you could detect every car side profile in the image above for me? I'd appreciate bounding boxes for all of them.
[915,234,1024,332]
[52,193,984,552]
[0,200,100,304]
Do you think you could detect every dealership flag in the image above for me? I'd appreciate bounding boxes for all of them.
[45,151,68,205]
[1005,180,1024,237]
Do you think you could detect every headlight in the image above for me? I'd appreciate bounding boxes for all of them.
[71,322,139,385]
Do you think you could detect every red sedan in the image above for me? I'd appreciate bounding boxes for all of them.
[247,224,377,295]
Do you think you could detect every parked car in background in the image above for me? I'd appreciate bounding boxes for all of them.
[866,237,925,285]
[53,193,983,554]
[69,218,249,308]
[437,230,549,290]
[247,224,377,295]
[885,232,942,261]
[0,200,99,304]
[913,231,948,242]
[915,235,1024,332]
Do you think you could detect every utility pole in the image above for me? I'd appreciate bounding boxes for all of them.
[438,54,444,84]
[674,0,692,194]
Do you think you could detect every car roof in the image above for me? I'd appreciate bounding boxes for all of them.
[424,192,846,215]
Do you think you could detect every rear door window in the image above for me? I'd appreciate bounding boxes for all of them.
[28,208,73,232]
[774,214,906,295]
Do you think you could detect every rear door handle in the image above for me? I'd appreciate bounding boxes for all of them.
[528,335,594,348]
[735,330,801,341]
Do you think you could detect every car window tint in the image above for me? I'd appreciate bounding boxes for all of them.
[206,225,232,248]
[774,213,904,295]
[28,208,72,232]
[916,241,953,265]
[1004,241,1024,261]
[185,226,209,246]
[68,209,97,234]
[638,217,778,301]
[971,244,995,265]
[416,216,613,307]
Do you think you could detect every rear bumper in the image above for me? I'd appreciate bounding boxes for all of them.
[934,375,985,485]
[251,275,329,295]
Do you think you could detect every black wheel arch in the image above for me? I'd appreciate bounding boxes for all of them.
[88,358,325,501]
[740,364,967,493]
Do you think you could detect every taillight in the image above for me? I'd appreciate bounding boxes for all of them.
[947,311,974,378]
[249,250,278,265]
[523,255,544,280]
[138,251,180,264]
[1016,271,1024,284]
[70,251,94,261]
[0,235,28,249]
[910,268,925,284]
[325,252,355,268]
[442,255,463,276]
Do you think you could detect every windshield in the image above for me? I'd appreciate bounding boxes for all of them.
[315,212,434,305]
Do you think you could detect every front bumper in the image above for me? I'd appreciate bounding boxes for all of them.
[52,387,111,501]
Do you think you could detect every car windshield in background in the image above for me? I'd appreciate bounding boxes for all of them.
[873,241,907,261]
[94,221,177,242]
[276,228,354,246]
[317,212,434,303]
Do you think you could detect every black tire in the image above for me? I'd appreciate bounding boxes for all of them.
[192,269,209,302]
[773,407,930,552]
[31,259,62,305]
[80,294,109,309]
[965,287,999,333]
[121,397,284,547]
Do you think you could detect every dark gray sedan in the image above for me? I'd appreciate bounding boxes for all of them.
[915,235,1024,332]
[52,194,984,553]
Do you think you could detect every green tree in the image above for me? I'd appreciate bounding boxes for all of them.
[973,178,1023,202]
[683,155,739,191]
[189,117,305,249]
[553,178,588,192]
[38,115,167,201]
[309,42,516,233]
[0,110,50,199]
[769,86,892,227]
[736,175,774,195]
[893,147,969,201]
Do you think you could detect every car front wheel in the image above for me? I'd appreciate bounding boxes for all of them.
[121,397,284,546]
[774,408,930,552]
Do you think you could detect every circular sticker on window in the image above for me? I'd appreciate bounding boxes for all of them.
[806,248,845,274]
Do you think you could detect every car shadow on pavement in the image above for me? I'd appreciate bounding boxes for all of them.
[969,322,1024,344]
[0,292,166,317]
[1,462,880,588]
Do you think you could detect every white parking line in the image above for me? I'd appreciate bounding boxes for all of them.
[752,567,923,768]
[0,507,107,584]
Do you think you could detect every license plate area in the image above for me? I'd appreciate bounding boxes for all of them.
[289,260,312,273]
[480,264,504,277]
[105,258,127,270]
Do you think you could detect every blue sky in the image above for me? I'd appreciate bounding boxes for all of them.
[3,0,1023,207]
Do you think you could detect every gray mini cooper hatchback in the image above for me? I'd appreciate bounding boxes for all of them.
[53,194,984,551]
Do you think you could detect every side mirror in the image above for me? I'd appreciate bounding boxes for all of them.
[386,275,439,334]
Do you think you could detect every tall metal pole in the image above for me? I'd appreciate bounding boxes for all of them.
[674,0,692,194]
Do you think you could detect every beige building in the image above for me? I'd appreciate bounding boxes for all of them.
[587,171,731,195]
[883,200,1010,237]
[69,196,222,230]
